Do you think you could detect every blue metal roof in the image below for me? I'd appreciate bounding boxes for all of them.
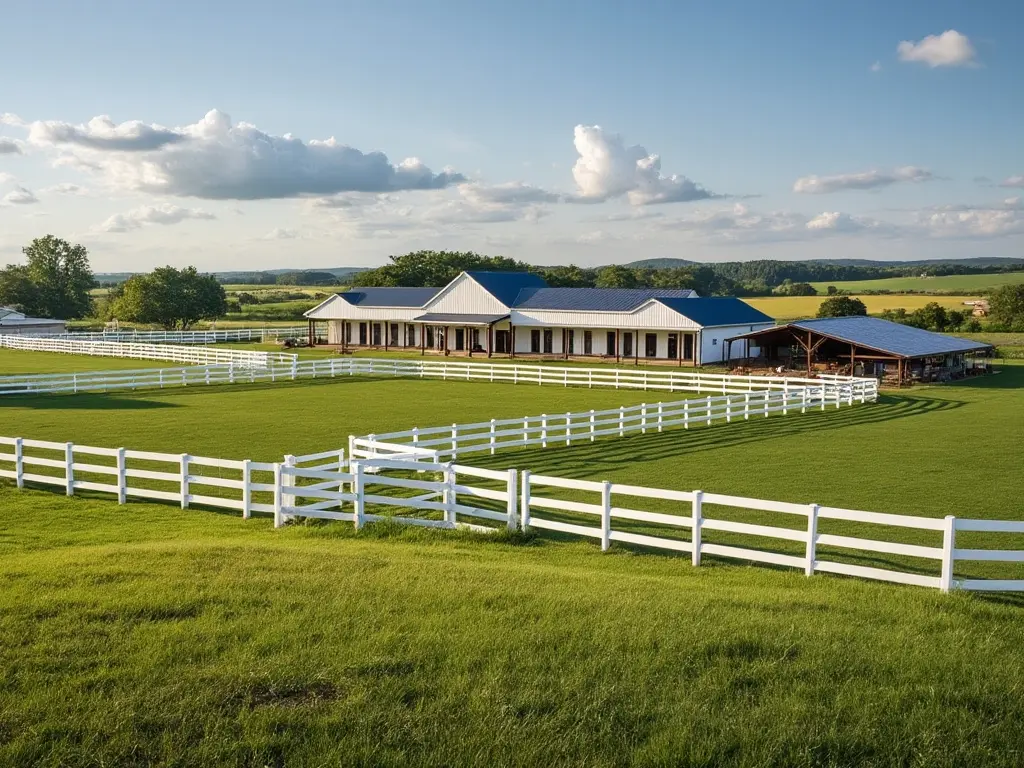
[464,271,547,307]
[338,287,440,307]
[513,287,695,311]
[786,317,992,357]
[657,297,773,327]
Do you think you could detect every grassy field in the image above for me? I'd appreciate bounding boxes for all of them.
[0,349,176,375]
[746,294,978,321]
[808,271,1024,294]
[0,351,1023,765]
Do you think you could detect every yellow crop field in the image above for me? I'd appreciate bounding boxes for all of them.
[744,294,978,321]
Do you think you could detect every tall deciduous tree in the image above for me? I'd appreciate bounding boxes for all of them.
[111,266,227,330]
[989,284,1024,331]
[0,265,43,315]
[816,296,868,318]
[20,235,95,318]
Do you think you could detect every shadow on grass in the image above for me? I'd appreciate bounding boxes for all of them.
[488,393,964,480]
[0,395,180,411]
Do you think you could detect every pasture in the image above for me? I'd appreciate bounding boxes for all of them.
[1,348,1023,765]
[807,271,1024,295]
[745,294,977,321]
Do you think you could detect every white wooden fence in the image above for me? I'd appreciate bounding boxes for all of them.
[0,334,295,367]
[41,326,309,344]
[1,435,1020,593]
[0,354,878,403]
[350,385,862,461]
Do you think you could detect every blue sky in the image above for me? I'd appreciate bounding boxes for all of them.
[1,0,1022,272]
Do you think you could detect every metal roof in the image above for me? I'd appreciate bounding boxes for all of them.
[764,316,992,357]
[415,313,509,325]
[464,271,548,307]
[337,287,440,307]
[657,297,774,327]
[513,287,695,311]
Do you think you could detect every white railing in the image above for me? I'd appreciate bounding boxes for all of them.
[1,434,1019,592]
[0,334,295,368]
[43,326,310,344]
[352,386,850,461]
[0,355,878,403]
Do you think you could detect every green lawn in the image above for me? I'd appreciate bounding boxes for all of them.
[0,349,175,375]
[0,354,1022,765]
[808,271,1024,294]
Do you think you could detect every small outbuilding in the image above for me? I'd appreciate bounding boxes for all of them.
[0,307,66,337]
[726,316,993,385]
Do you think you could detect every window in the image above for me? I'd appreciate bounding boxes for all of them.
[667,333,678,359]
[606,331,616,356]
[623,332,633,358]
[359,322,368,345]
[543,329,553,354]
[645,333,657,357]
[530,329,541,353]
[567,329,575,354]
[471,328,480,350]
[455,328,465,351]
[712,338,718,346]
[426,326,435,347]
[495,330,509,353]
[372,323,382,346]
[583,331,593,355]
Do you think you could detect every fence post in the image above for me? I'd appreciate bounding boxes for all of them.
[444,463,457,527]
[291,359,298,381]
[490,419,496,455]
[14,437,23,489]
[641,403,647,434]
[805,504,819,577]
[541,414,548,448]
[506,469,518,531]
[706,396,712,426]
[657,402,664,432]
[565,412,572,445]
[590,409,596,441]
[691,490,703,566]
[801,387,807,414]
[726,397,732,423]
[744,393,750,421]
[520,470,531,530]
[352,461,365,530]
[241,459,252,519]
[117,447,127,504]
[65,442,75,496]
[684,401,689,430]
[180,454,190,508]
[619,406,625,437]
[523,417,528,445]
[348,435,356,462]
[273,463,284,528]
[451,424,458,460]
[601,480,612,552]
[940,515,956,593]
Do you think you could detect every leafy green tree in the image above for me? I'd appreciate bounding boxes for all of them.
[826,285,838,295]
[20,235,95,318]
[276,270,339,286]
[816,296,868,318]
[111,266,227,330]
[595,265,639,289]
[351,251,532,287]
[235,292,259,305]
[0,265,43,315]
[989,284,1024,330]
[773,280,817,297]
[541,265,594,287]
[946,309,966,330]
[879,308,908,323]
[907,302,949,331]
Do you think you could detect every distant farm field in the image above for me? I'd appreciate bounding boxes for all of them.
[808,271,1024,294]
[1,350,1022,765]
[746,294,978,321]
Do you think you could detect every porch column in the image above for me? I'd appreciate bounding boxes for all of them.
[510,324,515,358]
[615,329,620,363]
[421,325,426,356]
[487,323,493,358]
[308,319,314,347]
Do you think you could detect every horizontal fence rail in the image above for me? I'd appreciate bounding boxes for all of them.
[1,436,1020,592]
[0,354,878,402]
[0,334,296,368]
[35,327,310,344]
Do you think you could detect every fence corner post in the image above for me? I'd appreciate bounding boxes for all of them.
[691,490,703,566]
[273,463,284,528]
[179,453,190,509]
[352,461,365,531]
[65,442,75,496]
[940,515,956,593]
[805,503,819,577]
[13,437,24,489]
[520,470,531,530]
[241,458,252,519]
[443,462,457,527]
[117,447,127,504]
[601,480,612,552]
[506,468,518,531]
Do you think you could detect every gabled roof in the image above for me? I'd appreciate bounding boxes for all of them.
[337,287,441,308]
[464,271,547,307]
[656,297,773,327]
[0,306,26,320]
[513,287,696,312]
[784,317,991,357]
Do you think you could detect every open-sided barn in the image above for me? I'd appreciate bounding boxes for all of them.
[305,270,774,365]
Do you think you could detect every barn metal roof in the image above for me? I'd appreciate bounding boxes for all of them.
[657,297,774,328]
[761,316,992,357]
[513,287,695,311]
[337,287,441,307]
[415,313,509,325]
[464,271,548,307]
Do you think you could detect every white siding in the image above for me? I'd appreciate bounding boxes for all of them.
[699,323,773,364]
[423,273,510,314]
[511,300,698,331]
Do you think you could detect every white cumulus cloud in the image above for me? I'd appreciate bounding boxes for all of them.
[793,166,934,194]
[897,30,977,68]
[18,109,465,200]
[2,186,38,205]
[458,181,560,206]
[1000,175,1024,188]
[96,203,216,233]
[0,137,23,155]
[570,125,718,206]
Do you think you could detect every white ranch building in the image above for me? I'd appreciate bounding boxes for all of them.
[0,307,67,337]
[304,271,773,365]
